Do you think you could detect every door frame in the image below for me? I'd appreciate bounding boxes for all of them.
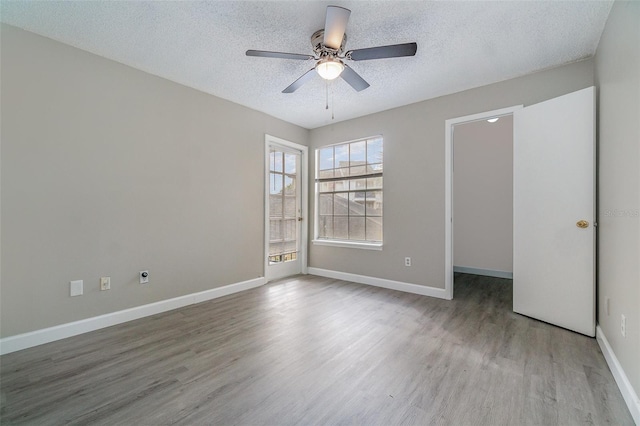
[444,105,523,299]
[264,134,309,282]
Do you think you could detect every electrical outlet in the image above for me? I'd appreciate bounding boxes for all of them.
[621,314,626,337]
[140,270,149,284]
[605,297,610,316]
[404,257,411,267]
[100,277,110,291]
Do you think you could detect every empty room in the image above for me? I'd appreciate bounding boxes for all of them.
[1,1,638,424]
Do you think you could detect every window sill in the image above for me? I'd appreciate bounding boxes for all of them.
[312,239,383,251]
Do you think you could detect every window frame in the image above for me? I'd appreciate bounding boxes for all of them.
[312,135,384,250]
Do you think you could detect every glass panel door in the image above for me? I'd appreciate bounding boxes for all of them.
[266,141,304,280]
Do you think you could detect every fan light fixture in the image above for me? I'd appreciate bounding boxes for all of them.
[316,58,344,80]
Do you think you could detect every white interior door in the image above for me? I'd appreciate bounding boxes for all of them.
[513,86,595,336]
[265,136,308,281]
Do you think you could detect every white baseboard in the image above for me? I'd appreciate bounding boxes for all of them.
[308,267,448,299]
[453,266,513,279]
[0,277,266,356]
[596,325,640,425]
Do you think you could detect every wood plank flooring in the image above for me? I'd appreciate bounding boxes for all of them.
[0,273,634,425]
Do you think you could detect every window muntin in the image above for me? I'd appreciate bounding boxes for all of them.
[316,137,383,244]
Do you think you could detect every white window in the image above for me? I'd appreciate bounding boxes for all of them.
[314,136,383,248]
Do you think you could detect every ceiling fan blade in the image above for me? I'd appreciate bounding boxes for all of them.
[340,64,370,92]
[348,42,417,61]
[246,50,314,60]
[323,6,351,50]
[283,68,316,93]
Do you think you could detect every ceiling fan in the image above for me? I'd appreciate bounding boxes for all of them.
[246,6,417,93]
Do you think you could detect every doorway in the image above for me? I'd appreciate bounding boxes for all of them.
[453,115,514,279]
[264,135,308,281]
[444,105,523,299]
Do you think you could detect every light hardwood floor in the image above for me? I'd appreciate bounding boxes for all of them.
[0,273,634,425]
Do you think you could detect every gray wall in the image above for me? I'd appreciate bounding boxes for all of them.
[0,25,308,338]
[453,116,513,274]
[595,0,640,397]
[308,59,594,288]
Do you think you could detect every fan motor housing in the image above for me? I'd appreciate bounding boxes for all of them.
[311,29,347,56]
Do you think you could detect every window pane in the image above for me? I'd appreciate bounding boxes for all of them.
[334,180,349,192]
[270,194,282,217]
[334,193,348,215]
[350,165,366,176]
[284,175,295,195]
[350,141,366,164]
[349,178,366,191]
[318,181,334,193]
[349,217,365,240]
[335,167,349,178]
[270,173,282,194]
[285,153,296,174]
[349,192,366,216]
[368,163,383,173]
[367,177,383,190]
[366,217,383,241]
[319,194,333,215]
[315,137,383,245]
[366,191,383,216]
[335,144,349,168]
[334,217,348,239]
[367,138,383,164]
[284,196,296,217]
[318,215,333,238]
[319,147,334,170]
[319,169,334,179]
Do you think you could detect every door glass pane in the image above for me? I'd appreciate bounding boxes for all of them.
[273,152,283,172]
[284,219,296,240]
[269,148,300,264]
[270,194,282,217]
[284,196,296,218]
[284,175,295,195]
[285,153,296,174]
[270,173,282,195]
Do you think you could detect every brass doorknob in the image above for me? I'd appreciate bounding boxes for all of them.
[576,220,589,229]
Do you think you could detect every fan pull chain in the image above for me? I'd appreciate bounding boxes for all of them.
[325,80,329,110]
[331,83,335,120]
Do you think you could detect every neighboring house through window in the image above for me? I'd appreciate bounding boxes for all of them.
[314,136,383,249]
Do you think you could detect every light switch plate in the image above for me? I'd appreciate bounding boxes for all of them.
[70,280,83,297]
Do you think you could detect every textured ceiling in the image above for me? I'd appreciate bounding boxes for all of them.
[1,1,612,129]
